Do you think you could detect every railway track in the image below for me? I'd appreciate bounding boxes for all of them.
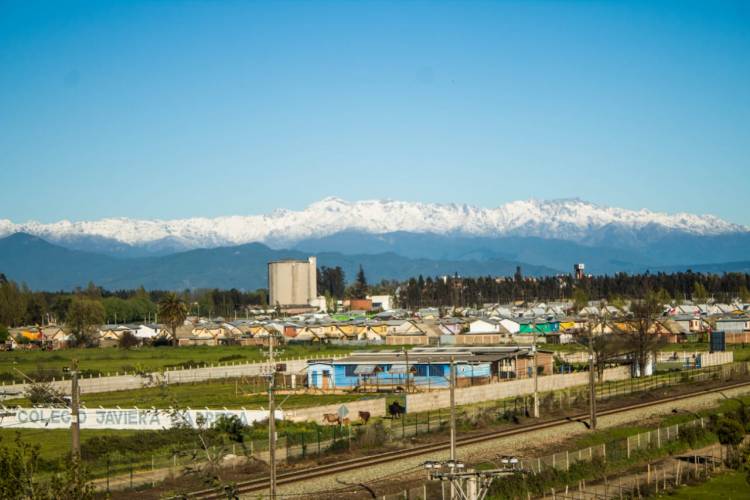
[188,378,750,499]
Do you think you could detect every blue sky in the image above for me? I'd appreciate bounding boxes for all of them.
[1,0,748,224]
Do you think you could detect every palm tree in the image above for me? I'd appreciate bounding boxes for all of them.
[159,292,188,346]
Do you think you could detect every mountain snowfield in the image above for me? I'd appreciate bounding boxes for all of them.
[0,198,746,251]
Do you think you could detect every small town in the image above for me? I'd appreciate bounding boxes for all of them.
[2,1,750,499]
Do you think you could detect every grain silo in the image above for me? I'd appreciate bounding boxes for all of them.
[268,256,317,307]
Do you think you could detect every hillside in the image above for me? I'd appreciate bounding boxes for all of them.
[0,233,559,291]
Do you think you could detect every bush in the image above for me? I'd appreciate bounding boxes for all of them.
[716,417,745,447]
[118,331,140,349]
[26,382,66,406]
[679,423,709,448]
[212,415,248,443]
[80,427,198,461]
[355,421,390,449]
[150,337,172,347]
[218,354,245,362]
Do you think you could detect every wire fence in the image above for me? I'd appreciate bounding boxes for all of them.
[88,361,750,490]
[391,419,714,500]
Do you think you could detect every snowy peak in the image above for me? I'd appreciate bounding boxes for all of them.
[0,198,746,252]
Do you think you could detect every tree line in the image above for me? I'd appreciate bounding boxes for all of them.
[2,269,749,332]
[0,273,268,329]
[395,271,750,309]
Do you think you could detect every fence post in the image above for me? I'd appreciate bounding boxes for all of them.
[627,436,630,458]
[658,427,661,448]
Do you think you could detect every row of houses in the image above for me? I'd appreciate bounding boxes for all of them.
[7,299,750,350]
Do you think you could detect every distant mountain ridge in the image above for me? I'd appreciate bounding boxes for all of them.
[1,198,746,257]
[0,233,559,291]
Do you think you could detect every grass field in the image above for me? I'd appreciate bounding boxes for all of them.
[0,428,140,464]
[3,377,371,409]
[663,471,750,499]
[0,344,385,383]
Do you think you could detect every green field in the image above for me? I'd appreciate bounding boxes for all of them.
[4,377,371,409]
[663,471,750,499]
[0,344,385,383]
[0,428,140,463]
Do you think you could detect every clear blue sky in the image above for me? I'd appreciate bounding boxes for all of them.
[1,0,748,224]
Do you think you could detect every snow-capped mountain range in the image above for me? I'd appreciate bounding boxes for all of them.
[1,198,746,254]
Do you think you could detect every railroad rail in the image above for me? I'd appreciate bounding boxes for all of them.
[188,378,750,499]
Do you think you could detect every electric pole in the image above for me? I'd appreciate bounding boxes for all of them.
[587,322,597,430]
[449,355,457,500]
[267,334,277,500]
[532,323,539,418]
[70,359,80,457]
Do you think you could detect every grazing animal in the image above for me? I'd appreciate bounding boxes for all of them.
[342,417,351,426]
[358,411,371,424]
[388,401,406,419]
[322,413,340,425]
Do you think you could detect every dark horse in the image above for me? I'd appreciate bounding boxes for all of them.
[388,401,406,419]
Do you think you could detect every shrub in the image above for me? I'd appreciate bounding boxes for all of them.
[26,382,66,406]
[716,417,745,447]
[118,331,140,349]
[355,421,390,449]
[218,354,245,362]
[212,415,248,443]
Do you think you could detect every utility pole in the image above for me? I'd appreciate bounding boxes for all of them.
[449,355,457,500]
[587,322,597,430]
[70,359,80,458]
[267,334,277,500]
[532,322,539,418]
[424,457,522,500]
[404,347,410,393]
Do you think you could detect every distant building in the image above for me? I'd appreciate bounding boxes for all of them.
[268,257,318,308]
[574,263,585,280]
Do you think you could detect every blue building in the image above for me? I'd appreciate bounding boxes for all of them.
[306,346,545,391]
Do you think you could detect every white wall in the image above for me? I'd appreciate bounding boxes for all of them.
[406,366,630,413]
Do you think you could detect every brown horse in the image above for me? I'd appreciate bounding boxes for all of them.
[322,413,340,425]
[358,411,371,424]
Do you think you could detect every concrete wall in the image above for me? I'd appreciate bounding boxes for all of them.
[699,351,734,367]
[285,397,386,422]
[559,350,737,366]
[1,356,342,398]
[405,366,630,413]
